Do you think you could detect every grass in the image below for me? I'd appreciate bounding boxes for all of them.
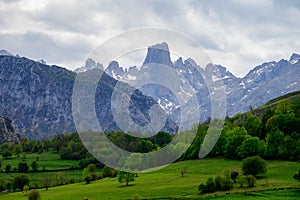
[0,151,78,171]
[1,158,299,200]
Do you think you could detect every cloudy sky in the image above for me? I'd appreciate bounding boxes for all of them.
[0,0,299,77]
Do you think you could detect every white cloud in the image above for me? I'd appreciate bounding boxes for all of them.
[0,0,299,77]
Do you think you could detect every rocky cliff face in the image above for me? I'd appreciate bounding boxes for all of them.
[0,116,19,144]
[0,55,176,140]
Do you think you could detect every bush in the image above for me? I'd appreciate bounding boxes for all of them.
[237,175,246,188]
[28,189,41,200]
[246,175,256,187]
[198,183,207,194]
[230,171,239,183]
[198,177,215,194]
[242,156,267,177]
[214,170,233,191]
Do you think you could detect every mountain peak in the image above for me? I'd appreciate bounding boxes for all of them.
[143,42,173,67]
[289,53,300,64]
[0,49,13,56]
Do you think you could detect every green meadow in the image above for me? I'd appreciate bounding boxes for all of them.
[2,158,299,199]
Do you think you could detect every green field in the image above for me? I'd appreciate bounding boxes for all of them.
[1,158,299,199]
[1,151,78,171]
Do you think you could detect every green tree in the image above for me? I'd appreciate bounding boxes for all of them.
[266,128,285,159]
[242,156,267,177]
[276,99,293,115]
[245,115,262,138]
[5,164,11,173]
[55,172,66,185]
[42,175,52,190]
[2,150,12,159]
[102,166,112,178]
[14,144,23,156]
[225,127,248,159]
[18,162,29,173]
[238,136,261,158]
[180,165,188,177]
[84,174,92,184]
[31,161,39,171]
[293,170,300,182]
[13,174,30,191]
[28,189,41,200]
[118,171,135,186]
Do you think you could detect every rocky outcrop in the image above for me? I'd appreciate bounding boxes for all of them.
[0,116,19,144]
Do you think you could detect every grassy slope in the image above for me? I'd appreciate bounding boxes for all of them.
[1,151,78,170]
[2,158,299,200]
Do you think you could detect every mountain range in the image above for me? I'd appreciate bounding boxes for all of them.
[0,44,299,140]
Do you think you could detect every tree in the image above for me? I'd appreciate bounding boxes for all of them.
[245,115,262,138]
[2,150,12,159]
[118,171,135,186]
[102,166,112,178]
[13,174,30,191]
[266,128,285,159]
[242,156,267,177]
[31,161,39,171]
[18,162,29,173]
[225,127,248,159]
[180,165,188,177]
[82,164,97,181]
[238,136,261,158]
[14,144,23,156]
[84,174,92,184]
[55,172,66,185]
[28,189,41,200]
[293,170,300,182]
[42,175,52,190]
[5,164,11,173]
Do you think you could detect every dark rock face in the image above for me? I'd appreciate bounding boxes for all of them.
[0,55,177,140]
[0,116,19,144]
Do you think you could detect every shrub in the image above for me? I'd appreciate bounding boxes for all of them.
[28,189,41,200]
[237,175,246,188]
[198,183,207,194]
[214,170,233,191]
[246,175,256,187]
[242,156,267,177]
[230,171,239,183]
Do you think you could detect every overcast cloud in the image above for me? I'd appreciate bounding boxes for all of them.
[0,0,299,77]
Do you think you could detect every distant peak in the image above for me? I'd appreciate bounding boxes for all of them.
[289,53,300,64]
[149,42,169,51]
[0,49,13,56]
[143,42,173,67]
